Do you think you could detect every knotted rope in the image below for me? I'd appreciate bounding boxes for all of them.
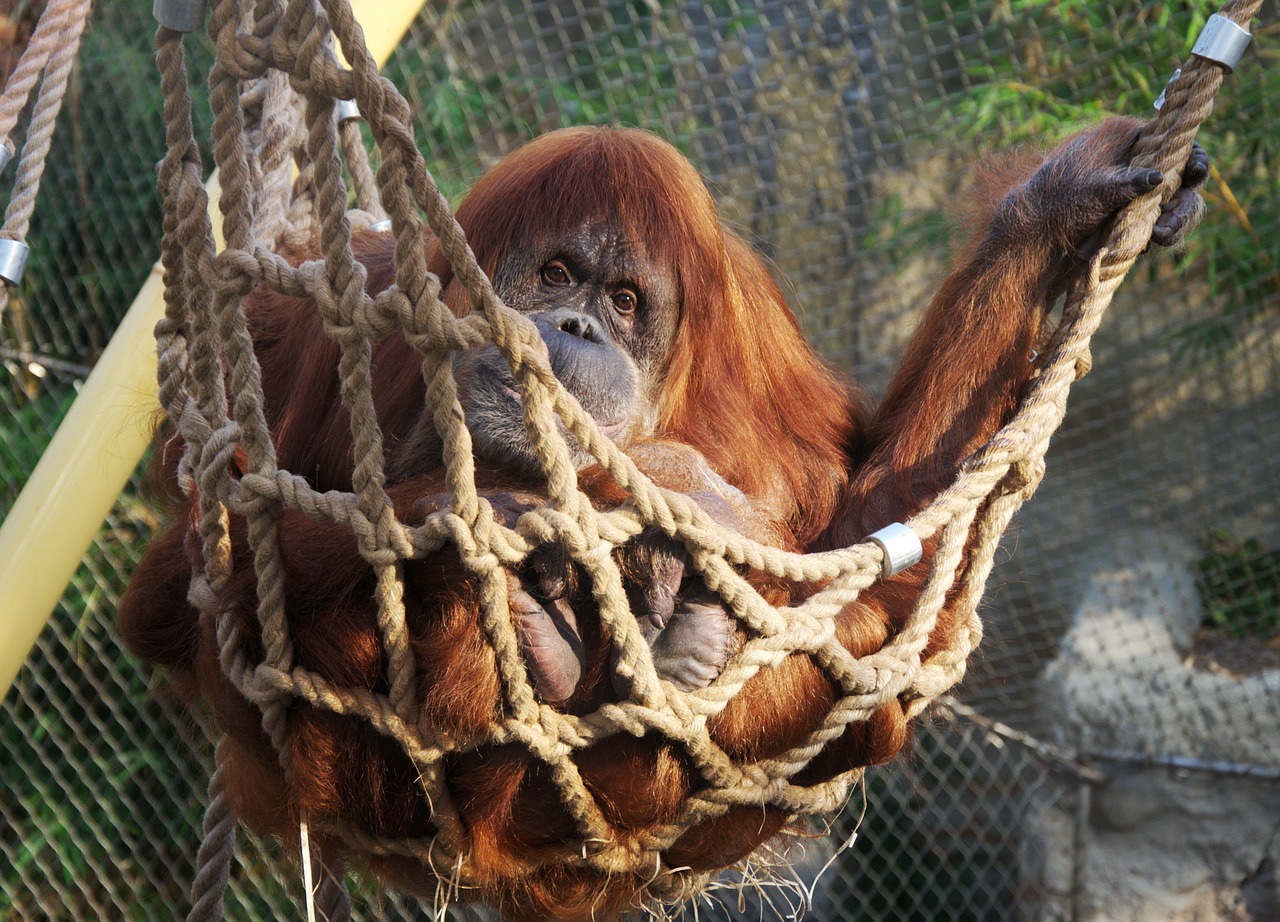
[148,0,1259,916]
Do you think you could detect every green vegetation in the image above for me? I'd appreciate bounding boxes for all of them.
[0,383,73,516]
[378,1,763,198]
[1194,532,1280,640]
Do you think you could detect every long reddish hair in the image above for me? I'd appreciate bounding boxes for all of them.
[417,127,863,544]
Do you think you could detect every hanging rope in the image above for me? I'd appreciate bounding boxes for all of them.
[147,0,1260,915]
[0,0,93,314]
[187,738,236,922]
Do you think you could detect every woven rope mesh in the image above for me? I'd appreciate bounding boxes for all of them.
[2,1,1277,919]
[151,0,1000,902]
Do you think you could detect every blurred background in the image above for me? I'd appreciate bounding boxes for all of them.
[2,1,1278,919]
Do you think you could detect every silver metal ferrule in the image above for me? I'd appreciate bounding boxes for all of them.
[0,239,31,286]
[1154,68,1181,111]
[153,0,208,32]
[1192,14,1252,74]
[335,99,361,124]
[1156,14,1252,110]
[868,522,923,579]
[367,218,393,233]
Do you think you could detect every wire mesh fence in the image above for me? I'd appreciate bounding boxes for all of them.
[2,1,1277,919]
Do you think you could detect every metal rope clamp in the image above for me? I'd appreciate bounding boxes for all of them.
[1156,14,1252,109]
[153,0,208,32]
[335,99,362,124]
[0,239,30,287]
[867,522,923,578]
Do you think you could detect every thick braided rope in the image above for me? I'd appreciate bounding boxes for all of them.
[0,0,85,148]
[241,68,296,246]
[339,113,383,221]
[0,0,90,241]
[0,0,91,319]
[187,738,237,922]
[152,0,1258,912]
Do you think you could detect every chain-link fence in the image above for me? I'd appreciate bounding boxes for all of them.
[2,1,1278,919]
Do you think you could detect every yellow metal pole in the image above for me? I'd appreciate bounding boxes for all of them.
[0,0,426,696]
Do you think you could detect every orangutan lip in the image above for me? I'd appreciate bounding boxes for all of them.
[501,384,624,439]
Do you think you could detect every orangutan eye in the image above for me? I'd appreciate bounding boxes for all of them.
[541,260,574,287]
[612,289,638,316]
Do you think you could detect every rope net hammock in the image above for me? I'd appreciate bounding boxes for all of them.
[143,0,1258,918]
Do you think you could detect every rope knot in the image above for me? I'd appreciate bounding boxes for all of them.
[212,248,263,296]
[230,471,285,521]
